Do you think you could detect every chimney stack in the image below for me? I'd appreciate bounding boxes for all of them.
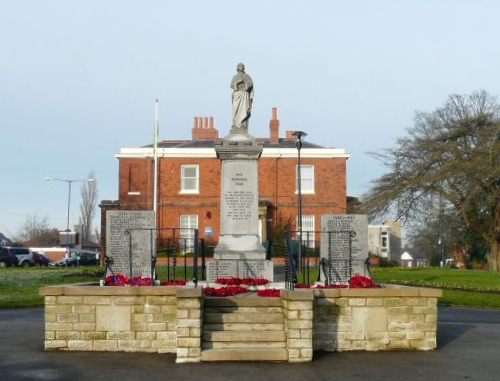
[192,116,219,140]
[269,107,280,145]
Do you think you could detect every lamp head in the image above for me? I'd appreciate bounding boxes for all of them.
[290,130,307,140]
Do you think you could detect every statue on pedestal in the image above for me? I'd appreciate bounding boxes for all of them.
[230,63,254,130]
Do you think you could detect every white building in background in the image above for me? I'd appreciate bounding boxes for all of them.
[368,220,402,263]
[401,251,428,268]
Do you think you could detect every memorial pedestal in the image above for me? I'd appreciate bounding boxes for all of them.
[207,132,273,282]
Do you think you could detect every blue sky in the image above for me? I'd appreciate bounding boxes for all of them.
[1,0,499,236]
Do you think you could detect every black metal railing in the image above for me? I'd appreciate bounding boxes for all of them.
[106,227,201,287]
[284,229,354,289]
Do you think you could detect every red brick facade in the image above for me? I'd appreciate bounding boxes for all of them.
[101,109,348,254]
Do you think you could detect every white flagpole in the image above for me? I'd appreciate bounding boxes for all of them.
[153,99,159,220]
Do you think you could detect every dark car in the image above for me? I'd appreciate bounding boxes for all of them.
[50,250,99,267]
[33,251,52,267]
[0,247,19,267]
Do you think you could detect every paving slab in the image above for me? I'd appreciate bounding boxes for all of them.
[0,306,499,381]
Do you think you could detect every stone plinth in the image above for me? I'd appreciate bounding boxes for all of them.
[40,284,442,362]
[208,133,273,282]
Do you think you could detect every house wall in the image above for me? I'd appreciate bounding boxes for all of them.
[104,153,347,251]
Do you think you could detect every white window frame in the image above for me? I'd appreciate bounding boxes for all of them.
[180,164,199,194]
[179,215,198,254]
[297,215,315,248]
[296,165,315,194]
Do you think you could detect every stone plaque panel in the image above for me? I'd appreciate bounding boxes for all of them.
[106,210,156,277]
[96,306,131,331]
[207,259,273,282]
[320,215,368,282]
[220,160,259,236]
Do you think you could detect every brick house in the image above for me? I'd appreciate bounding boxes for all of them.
[100,108,349,255]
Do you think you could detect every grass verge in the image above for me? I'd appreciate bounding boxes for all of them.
[0,267,103,309]
[372,267,500,309]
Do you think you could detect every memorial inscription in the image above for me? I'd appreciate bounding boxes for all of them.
[320,215,368,283]
[224,190,253,221]
[106,210,155,277]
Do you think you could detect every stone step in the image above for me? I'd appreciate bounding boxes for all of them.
[202,341,286,349]
[204,323,284,331]
[204,306,282,314]
[204,297,282,308]
[204,312,284,324]
[203,330,286,342]
[201,348,288,362]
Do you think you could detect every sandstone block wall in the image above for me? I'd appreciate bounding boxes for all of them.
[313,288,441,352]
[175,288,203,363]
[41,285,442,362]
[42,285,178,353]
[282,289,314,362]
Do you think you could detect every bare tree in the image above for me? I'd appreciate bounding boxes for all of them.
[79,171,98,245]
[363,90,500,271]
[15,213,59,246]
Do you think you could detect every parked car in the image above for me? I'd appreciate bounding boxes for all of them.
[33,251,52,267]
[0,247,35,267]
[50,250,99,267]
[0,247,19,267]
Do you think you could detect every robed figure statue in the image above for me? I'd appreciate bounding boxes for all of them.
[230,63,254,130]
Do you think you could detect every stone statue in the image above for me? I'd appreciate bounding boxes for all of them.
[230,63,254,130]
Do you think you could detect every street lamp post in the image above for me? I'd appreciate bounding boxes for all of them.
[45,177,94,261]
[291,131,307,280]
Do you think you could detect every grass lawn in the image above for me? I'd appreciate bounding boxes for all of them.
[0,266,197,309]
[0,267,104,309]
[2,265,500,309]
[372,267,500,309]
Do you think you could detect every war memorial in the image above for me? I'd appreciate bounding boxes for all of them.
[40,64,441,363]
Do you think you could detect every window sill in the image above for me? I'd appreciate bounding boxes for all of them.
[294,191,315,195]
[127,191,141,196]
[179,190,200,195]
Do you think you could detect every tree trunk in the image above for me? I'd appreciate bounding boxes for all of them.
[488,239,500,272]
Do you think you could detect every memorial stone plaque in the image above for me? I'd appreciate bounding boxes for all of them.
[220,160,259,237]
[106,210,156,277]
[320,215,368,283]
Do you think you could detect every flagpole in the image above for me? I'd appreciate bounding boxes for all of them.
[153,99,159,221]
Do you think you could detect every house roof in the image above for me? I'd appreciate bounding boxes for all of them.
[401,251,414,260]
[144,138,325,149]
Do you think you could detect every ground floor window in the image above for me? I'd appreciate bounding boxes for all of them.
[297,215,315,248]
[179,214,198,254]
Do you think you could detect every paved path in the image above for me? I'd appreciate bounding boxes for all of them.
[1,306,499,381]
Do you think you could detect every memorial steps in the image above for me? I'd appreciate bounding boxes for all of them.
[200,295,288,362]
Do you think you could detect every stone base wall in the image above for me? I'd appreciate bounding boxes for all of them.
[40,285,442,361]
[42,285,178,353]
[313,287,441,351]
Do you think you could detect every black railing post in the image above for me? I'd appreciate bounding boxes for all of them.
[150,229,155,285]
[327,231,332,285]
[349,231,354,283]
[306,231,310,286]
[183,238,187,281]
[193,229,199,287]
[200,238,206,281]
[127,230,133,278]
[172,229,177,282]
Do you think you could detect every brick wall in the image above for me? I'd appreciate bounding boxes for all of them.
[109,155,346,245]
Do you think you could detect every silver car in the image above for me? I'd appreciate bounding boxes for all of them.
[7,247,36,267]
